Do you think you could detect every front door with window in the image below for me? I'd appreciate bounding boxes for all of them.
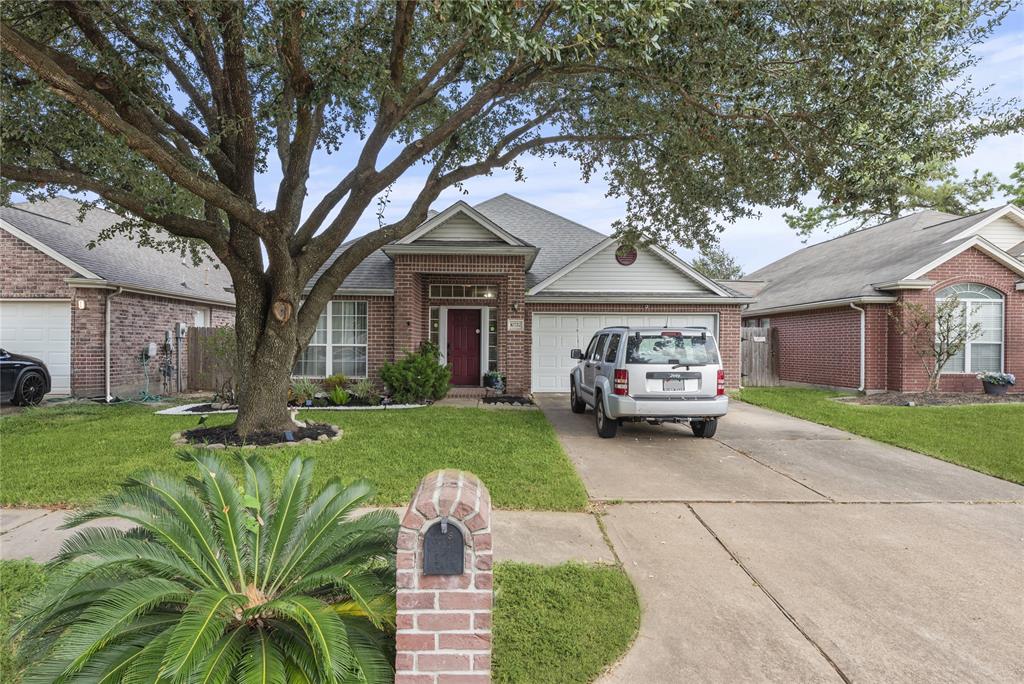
[447,309,481,385]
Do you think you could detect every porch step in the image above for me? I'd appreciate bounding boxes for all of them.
[445,386,488,398]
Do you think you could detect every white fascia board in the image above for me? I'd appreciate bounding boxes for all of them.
[302,287,395,297]
[64,277,236,307]
[526,295,754,304]
[742,295,898,317]
[396,201,526,246]
[905,236,1024,280]
[942,204,1024,244]
[871,279,936,290]
[0,218,102,279]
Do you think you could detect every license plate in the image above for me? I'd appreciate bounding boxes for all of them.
[664,379,698,392]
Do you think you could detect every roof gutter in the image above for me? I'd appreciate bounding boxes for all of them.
[742,295,897,317]
[105,287,123,402]
[526,295,755,304]
[65,278,235,308]
[849,303,866,392]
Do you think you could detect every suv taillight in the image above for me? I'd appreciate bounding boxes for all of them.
[613,369,629,396]
[716,369,726,396]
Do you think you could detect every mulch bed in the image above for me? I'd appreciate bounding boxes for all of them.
[482,395,535,406]
[838,391,1024,406]
[181,422,340,447]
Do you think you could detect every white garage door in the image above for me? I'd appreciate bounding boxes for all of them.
[531,312,717,392]
[0,300,72,394]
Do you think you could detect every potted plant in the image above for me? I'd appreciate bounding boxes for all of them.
[977,371,1015,395]
[483,370,506,393]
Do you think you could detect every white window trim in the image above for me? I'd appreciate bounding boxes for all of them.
[293,300,369,378]
[437,306,492,386]
[936,288,1004,374]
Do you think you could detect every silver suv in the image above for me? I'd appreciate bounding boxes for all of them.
[569,326,728,438]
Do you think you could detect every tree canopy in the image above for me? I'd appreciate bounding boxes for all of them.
[691,245,744,280]
[2,0,1019,432]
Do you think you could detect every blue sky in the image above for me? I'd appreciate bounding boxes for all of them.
[275,7,1024,275]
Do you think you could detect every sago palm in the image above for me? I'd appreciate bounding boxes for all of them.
[16,451,398,683]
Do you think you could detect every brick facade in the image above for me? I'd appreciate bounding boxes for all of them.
[2,229,234,398]
[744,247,1022,393]
[396,471,493,684]
[0,229,77,299]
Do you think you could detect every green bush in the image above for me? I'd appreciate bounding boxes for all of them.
[329,385,351,406]
[349,378,381,405]
[290,377,321,403]
[323,373,349,392]
[380,342,451,404]
[15,452,398,683]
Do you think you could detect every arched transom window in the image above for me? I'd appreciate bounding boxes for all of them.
[936,283,1004,373]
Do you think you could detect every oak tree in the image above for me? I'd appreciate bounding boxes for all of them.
[2,0,1019,434]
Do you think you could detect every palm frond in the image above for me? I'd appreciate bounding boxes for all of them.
[191,628,246,684]
[180,451,249,589]
[261,596,353,682]
[236,628,286,684]
[240,454,274,587]
[259,456,314,592]
[161,587,244,681]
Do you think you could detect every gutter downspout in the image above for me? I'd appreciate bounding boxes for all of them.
[104,287,123,402]
[849,303,866,392]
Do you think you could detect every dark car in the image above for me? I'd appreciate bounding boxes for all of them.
[0,349,51,405]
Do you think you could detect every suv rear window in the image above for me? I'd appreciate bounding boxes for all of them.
[625,332,719,365]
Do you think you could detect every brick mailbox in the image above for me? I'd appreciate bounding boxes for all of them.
[396,470,493,683]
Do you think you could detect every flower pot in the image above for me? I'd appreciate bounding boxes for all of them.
[982,380,1008,396]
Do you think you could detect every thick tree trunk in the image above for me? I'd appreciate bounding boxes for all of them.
[234,334,297,436]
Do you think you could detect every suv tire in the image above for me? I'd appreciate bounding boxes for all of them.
[691,418,718,439]
[594,392,618,438]
[570,379,586,414]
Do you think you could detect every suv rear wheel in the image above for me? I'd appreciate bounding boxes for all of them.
[594,392,618,438]
[569,379,586,414]
[691,418,718,439]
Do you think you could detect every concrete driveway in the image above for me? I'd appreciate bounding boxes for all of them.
[536,394,1024,683]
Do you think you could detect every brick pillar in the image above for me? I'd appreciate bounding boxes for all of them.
[396,470,493,684]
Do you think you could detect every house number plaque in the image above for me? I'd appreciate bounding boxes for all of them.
[423,519,464,575]
[507,318,524,332]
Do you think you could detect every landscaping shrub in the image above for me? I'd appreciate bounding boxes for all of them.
[329,385,351,406]
[289,376,321,404]
[14,452,398,683]
[380,342,451,404]
[349,378,381,405]
[323,373,349,392]
[200,326,238,405]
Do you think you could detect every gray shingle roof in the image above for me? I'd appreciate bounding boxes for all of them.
[2,197,234,304]
[312,193,609,292]
[744,207,1014,313]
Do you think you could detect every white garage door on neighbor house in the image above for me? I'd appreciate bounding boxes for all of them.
[531,313,718,392]
[0,300,72,394]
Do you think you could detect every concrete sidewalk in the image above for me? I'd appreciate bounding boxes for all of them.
[0,507,613,567]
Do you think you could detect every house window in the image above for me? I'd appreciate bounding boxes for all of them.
[429,284,497,299]
[332,301,368,377]
[429,307,440,346]
[487,307,498,371]
[936,283,1003,373]
[293,301,368,377]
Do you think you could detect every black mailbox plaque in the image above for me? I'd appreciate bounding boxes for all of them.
[423,519,464,575]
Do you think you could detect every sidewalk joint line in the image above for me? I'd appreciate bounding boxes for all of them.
[685,503,852,684]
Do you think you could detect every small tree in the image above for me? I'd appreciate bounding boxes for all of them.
[890,297,981,392]
[691,245,743,280]
[201,325,238,405]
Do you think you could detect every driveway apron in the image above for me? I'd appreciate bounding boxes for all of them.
[535,394,1024,683]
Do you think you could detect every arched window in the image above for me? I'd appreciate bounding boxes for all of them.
[935,284,1004,373]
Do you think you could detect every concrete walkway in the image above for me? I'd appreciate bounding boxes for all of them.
[536,394,1024,683]
[0,507,612,567]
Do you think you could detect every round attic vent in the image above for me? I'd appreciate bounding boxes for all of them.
[615,246,638,266]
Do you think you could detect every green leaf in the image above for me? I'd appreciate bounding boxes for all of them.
[161,587,243,681]
[236,628,286,684]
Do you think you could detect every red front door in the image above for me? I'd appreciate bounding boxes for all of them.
[447,309,481,385]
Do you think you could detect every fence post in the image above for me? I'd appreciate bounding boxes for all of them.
[395,470,493,683]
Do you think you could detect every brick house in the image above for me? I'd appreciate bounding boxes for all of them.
[297,194,752,395]
[740,204,1024,393]
[1,198,234,399]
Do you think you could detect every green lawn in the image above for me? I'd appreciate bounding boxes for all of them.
[736,388,1024,484]
[0,560,638,684]
[0,402,587,510]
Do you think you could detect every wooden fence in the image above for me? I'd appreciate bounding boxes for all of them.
[740,326,779,387]
[186,326,232,391]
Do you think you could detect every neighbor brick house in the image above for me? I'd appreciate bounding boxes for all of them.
[740,204,1024,393]
[1,198,234,399]
[297,194,752,395]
